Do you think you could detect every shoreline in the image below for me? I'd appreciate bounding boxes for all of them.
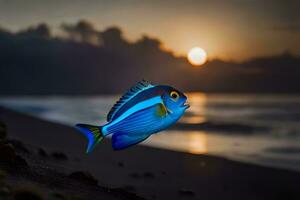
[1,107,300,200]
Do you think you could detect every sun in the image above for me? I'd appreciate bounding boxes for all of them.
[187,47,207,66]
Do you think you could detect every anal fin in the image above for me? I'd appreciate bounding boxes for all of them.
[112,132,150,150]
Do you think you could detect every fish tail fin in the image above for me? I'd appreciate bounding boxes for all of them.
[75,123,104,154]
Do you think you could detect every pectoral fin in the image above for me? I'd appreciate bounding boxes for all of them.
[112,132,150,150]
[156,103,170,117]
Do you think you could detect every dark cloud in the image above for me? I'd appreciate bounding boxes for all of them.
[101,27,128,48]
[0,20,300,95]
[18,23,51,38]
[61,20,102,45]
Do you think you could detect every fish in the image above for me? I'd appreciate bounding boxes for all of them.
[75,80,190,153]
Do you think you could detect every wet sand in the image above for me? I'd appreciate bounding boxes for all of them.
[0,107,300,200]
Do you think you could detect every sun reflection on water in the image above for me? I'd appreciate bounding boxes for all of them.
[187,92,207,109]
[179,115,206,124]
[187,132,207,154]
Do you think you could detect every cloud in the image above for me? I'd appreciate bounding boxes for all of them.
[1,20,300,94]
[18,23,51,38]
[61,20,102,45]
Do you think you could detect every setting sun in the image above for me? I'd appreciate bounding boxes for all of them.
[187,47,207,66]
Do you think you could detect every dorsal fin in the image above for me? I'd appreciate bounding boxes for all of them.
[107,80,155,122]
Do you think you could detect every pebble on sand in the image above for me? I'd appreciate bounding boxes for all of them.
[0,121,6,139]
[117,161,124,167]
[0,143,28,168]
[51,152,68,160]
[14,187,43,200]
[143,172,155,179]
[7,139,31,154]
[37,148,48,158]
[68,171,98,186]
[0,186,10,197]
[0,143,17,163]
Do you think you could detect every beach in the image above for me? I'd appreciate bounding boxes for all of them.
[0,106,300,200]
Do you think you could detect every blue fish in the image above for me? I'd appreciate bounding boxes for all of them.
[75,80,189,153]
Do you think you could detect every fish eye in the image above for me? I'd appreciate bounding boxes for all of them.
[170,91,179,101]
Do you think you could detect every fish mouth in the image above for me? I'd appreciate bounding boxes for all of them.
[181,101,190,109]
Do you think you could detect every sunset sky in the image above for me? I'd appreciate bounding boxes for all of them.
[0,0,299,61]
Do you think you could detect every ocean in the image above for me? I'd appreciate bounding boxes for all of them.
[1,93,300,171]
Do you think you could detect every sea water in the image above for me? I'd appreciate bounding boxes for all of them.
[1,93,300,171]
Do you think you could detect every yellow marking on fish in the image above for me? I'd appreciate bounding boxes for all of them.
[156,104,168,117]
